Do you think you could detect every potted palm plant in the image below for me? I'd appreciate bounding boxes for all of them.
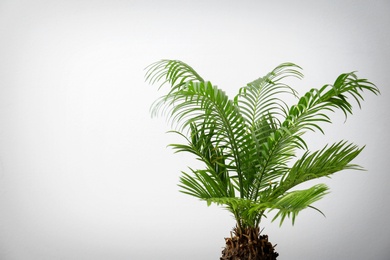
[145,60,379,259]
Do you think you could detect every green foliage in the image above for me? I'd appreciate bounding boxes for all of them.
[145,59,379,231]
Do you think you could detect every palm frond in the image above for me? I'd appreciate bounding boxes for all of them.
[269,184,329,226]
[320,71,380,117]
[282,71,380,134]
[179,169,230,199]
[272,141,364,197]
[145,59,204,89]
[235,62,303,129]
[253,71,379,197]
[170,122,235,197]
[152,79,255,197]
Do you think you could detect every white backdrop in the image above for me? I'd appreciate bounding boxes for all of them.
[0,0,389,259]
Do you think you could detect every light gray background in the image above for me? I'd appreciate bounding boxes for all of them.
[0,0,389,259]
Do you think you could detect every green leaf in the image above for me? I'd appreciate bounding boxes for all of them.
[146,59,379,230]
[270,184,329,226]
[273,141,364,196]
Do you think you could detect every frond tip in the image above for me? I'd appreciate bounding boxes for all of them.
[235,62,303,129]
[144,59,204,89]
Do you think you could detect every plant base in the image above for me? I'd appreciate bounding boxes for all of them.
[220,226,278,260]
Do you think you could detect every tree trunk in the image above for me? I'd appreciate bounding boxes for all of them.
[220,226,278,260]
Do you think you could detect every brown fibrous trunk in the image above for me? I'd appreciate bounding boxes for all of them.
[220,226,279,260]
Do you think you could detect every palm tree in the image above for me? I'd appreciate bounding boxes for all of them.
[145,60,379,260]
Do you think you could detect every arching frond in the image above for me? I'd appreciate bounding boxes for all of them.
[235,62,303,129]
[152,79,255,197]
[145,59,204,90]
[253,71,379,198]
[179,169,230,199]
[170,122,235,198]
[281,71,379,136]
[269,184,329,226]
[272,141,364,197]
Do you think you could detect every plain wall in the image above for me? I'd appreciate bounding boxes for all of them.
[0,0,389,259]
